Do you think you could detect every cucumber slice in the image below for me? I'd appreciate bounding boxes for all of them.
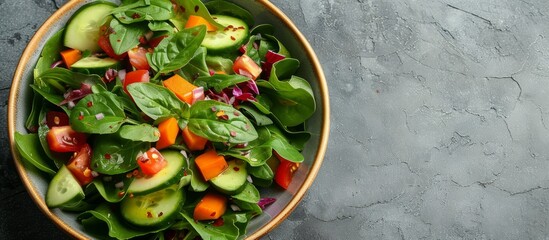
[64,1,117,52]
[127,150,185,196]
[202,15,249,54]
[121,185,183,227]
[71,56,119,75]
[210,159,248,195]
[46,165,85,208]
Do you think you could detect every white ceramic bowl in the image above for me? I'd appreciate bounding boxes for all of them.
[8,0,329,239]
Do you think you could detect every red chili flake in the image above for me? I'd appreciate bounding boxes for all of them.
[194,5,199,12]
[234,111,240,116]
[87,101,93,107]
[104,153,111,159]
[158,212,164,217]
[147,211,153,218]
[78,115,84,121]
[180,6,185,12]
[118,191,125,198]
[210,211,216,217]
[117,39,121,42]
[139,36,147,44]
[211,106,217,112]
[227,25,234,29]
[129,193,134,198]
[183,170,188,176]
[218,115,229,120]
[132,13,141,19]
[230,36,236,41]
[233,167,240,171]
[230,131,237,137]
[238,26,245,30]
[212,218,224,227]
[132,169,139,176]
[245,124,250,130]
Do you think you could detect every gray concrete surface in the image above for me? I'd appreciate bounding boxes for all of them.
[3,0,549,239]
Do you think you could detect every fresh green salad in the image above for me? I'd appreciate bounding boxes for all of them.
[14,0,316,239]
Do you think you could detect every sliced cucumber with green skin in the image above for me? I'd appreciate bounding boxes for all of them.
[121,185,184,227]
[46,165,85,208]
[127,150,185,196]
[71,56,119,75]
[210,159,248,195]
[202,15,249,54]
[64,1,116,52]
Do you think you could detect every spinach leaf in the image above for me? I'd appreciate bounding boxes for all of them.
[220,126,272,166]
[25,94,42,132]
[109,18,148,55]
[34,28,64,79]
[238,104,273,126]
[112,0,174,24]
[267,125,304,163]
[204,0,254,27]
[189,156,209,192]
[231,199,262,216]
[92,174,134,203]
[188,100,258,144]
[170,0,224,31]
[256,58,315,127]
[36,67,106,91]
[270,114,311,151]
[14,132,56,175]
[231,182,259,203]
[147,25,206,77]
[205,55,234,74]
[181,211,243,240]
[118,124,160,142]
[30,85,68,113]
[91,134,149,174]
[38,104,68,168]
[148,21,174,32]
[177,46,210,81]
[248,95,271,114]
[250,24,274,36]
[127,82,189,121]
[264,34,291,57]
[70,91,127,134]
[78,204,168,239]
[247,163,274,181]
[193,74,249,93]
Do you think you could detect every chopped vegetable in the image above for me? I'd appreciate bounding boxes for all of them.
[182,126,208,151]
[194,149,228,181]
[162,74,197,104]
[137,148,167,176]
[185,15,218,32]
[156,117,179,150]
[193,192,227,221]
[46,125,88,152]
[60,48,82,69]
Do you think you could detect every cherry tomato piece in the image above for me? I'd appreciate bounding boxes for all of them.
[274,154,300,189]
[123,70,150,95]
[137,148,168,176]
[66,144,94,185]
[98,35,127,60]
[128,47,150,70]
[46,126,87,152]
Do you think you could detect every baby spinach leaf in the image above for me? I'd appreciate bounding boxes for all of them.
[247,163,274,188]
[109,18,148,55]
[148,21,174,32]
[188,100,258,144]
[193,74,249,93]
[14,132,56,175]
[36,67,106,91]
[267,125,303,163]
[231,182,259,203]
[181,211,242,240]
[147,25,206,76]
[250,24,274,36]
[231,199,262,216]
[25,94,43,133]
[204,0,254,27]
[112,0,174,24]
[178,46,210,81]
[78,204,168,239]
[118,124,160,142]
[70,92,127,134]
[127,82,189,120]
[257,58,316,127]
[30,85,68,113]
[34,28,64,79]
[189,156,209,192]
[220,126,272,166]
[238,104,273,126]
[92,174,134,203]
[38,104,68,168]
[205,55,234,74]
[91,134,149,174]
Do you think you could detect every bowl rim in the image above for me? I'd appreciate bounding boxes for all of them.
[7,0,330,239]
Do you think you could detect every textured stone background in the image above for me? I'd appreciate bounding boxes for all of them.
[3,0,549,239]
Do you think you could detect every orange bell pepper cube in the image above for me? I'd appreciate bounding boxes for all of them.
[60,48,82,69]
[185,15,218,32]
[194,149,228,181]
[163,74,197,104]
[182,126,208,151]
[155,117,179,150]
[193,192,227,221]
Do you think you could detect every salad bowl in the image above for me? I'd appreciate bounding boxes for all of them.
[8,0,329,239]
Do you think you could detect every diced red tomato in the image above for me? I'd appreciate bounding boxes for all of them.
[123,70,150,95]
[46,126,88,152]
[66,144,94,185]
[233,55,262,80]
[128,47,150,70]
[274,152,300,189]
[98,35,127,60]
[45,111,69,128]
[148,35,168,48]
[137,148,168,176]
